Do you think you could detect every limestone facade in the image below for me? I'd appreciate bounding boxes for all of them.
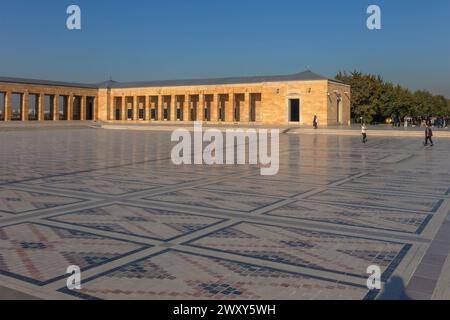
[0,71,351,126]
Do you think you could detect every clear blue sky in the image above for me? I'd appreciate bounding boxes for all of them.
[0,0,449,97]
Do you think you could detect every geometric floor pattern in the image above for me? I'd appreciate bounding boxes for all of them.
[0,189,84,214]
[0,222,148,285]
[1,126,449,300]
[59,250,368,300]
[48,204,225,241]
[264,201,432,234]
[185,222,411,279]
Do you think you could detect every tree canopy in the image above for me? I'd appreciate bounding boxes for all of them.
[335,71,450,123]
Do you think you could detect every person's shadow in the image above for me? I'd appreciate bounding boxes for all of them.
[378,276,411,300]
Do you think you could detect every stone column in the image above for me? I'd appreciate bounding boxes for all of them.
[22,92,29,121]
[67,95,73,120]
[133,96,138,120]
[226,93,234,122]
[212,94,219,122]
[197,94,204,121]
[171,95,177,121]
[38,93,45,121]
[53,95,59,121]
[158,95,163,121]
[145,96,150,121]
[4,91,12,121]
[121,96,127,120]
[183,95,190,121]
[80,96,86,120]
[242,92,250,122]
[108,96,114,120]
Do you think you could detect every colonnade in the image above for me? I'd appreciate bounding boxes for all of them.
[111,92,261,123]
[0,91,97,121]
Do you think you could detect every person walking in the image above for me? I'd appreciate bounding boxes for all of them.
[313,115,318,129]
[424,123,434,146]
[361,123,368,144]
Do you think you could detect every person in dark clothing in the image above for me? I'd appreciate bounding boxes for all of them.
[424,124,434,146]
[313,115,318,129]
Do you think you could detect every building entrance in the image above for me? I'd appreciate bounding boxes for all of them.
[289,99,300,122]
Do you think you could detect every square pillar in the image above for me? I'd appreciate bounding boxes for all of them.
[226,93,234,122]
[67,95,73,120]
[133,96,138,120]
[38,93,45,121]
[121,96,127,121]
[197,94,204,121]
[110,96,117,121]
[4,91,12,121]
[170,95,177,121]
[81,96,86,120]
[183,95,190,121]
[145,96,150,121]
[53,95,59,121]
[157,95,163,121]
[22,92,29,121]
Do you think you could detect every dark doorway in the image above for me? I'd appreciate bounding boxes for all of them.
[289,99,300,122]
[176,105,182,120]
[138,97,145,120]
[218,95,227,121]
[29,94,39,120]
[114,97,122,120]
[190,96,198,121]
[59,96,68,120]
[150,108,157,120]
[126,97,133,120]
[44,95,55,120]
[86,97,95,120]
[11,93,23,121]
[150,96,158,120]
[73,96,82,120]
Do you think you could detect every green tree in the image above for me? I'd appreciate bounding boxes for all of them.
[336,71,450,123]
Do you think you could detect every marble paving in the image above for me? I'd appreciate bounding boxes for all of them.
[0,127,449,300]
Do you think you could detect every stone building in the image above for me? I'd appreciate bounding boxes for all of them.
[0,70,350,126]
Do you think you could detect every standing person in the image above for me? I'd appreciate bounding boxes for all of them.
[313,115,318,129]
[361,123,368,144]
[424,123,434,146]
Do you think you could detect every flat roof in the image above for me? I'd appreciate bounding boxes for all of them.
[0,70,346,90]
[0,76,98,89]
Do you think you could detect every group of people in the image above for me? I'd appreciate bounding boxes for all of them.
[311,115,435,146]
[392,115,449,128]
[361,123,434,146]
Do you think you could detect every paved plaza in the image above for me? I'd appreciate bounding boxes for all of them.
[0,126,449,300]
